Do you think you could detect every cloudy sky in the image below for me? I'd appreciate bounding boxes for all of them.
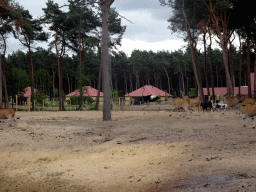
[6,0,226,57]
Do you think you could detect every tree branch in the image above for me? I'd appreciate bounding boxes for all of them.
[59,1,134,24]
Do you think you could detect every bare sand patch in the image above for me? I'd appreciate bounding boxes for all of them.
[0,109,256,191]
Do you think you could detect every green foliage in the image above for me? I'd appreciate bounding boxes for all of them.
[34,90,48,107]
[112,89,118,98]
[86,96,95,105]
[157,99,162,104]
[173,91,177,98]
[188,88,196,98]
[87,103,97,110]
[34,69,52,90]
[53,88,58,96]
[74,70,90,109]
[7,66,30,97]
[69,95,94,105]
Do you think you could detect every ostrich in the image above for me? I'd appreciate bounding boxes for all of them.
[141,87,161,105]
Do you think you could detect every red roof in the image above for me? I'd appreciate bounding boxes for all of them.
[200,72,256,96]
[66,86,103,97]
[125,85,171,97]
[201,86,251,95]
[20,87,37,97]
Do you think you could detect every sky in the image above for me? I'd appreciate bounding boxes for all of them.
[5,0,232,57]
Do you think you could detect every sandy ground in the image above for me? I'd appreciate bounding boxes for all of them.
[1,105,256,192]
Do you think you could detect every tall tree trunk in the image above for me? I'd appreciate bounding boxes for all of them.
[57,57,64,110]
[238,34,242,96]
[247,35,252,98]
[163,66,171,94]
[67,73,70,93]
[133,65,140,89]
[221,37,233,96]
[170,76,174,94]
[129,71,133,92]
[153,69,157,87]
[2,67,8,108]
[254,41,256,99]
[209,34,215,102]
[216,65,219,87]
[52,69,55,99]
[102,0,114,121]
[229,40,235,88]
[115,75,118,91]
[54,30,65,111]
[96,45,102,110]
[28,47,35,110]
[137,72,140,88]
[203,34,210,96]
[182,0,204,102]
[254,51,256,99]
[123,70,128,94]
[208,1,233,97]
[160,77,162,90]
[181,71,185,96]
[0,54,2,109]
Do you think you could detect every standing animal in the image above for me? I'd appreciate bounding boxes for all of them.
[188,97,201,113]
[221,95,241,110]
[142,95,161,104]
[0,108,15,121]
[168,97,190,117]
[129,97,135,106]
[201,101,212,112]
[235,97,255,110]
[237,104,256,128]
[240,97,255,105]
[212,103,227,112]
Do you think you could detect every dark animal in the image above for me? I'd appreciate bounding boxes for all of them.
[201,101,212,112]
[142,95,161,104]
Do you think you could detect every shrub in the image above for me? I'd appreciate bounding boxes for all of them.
[188,88,196,98]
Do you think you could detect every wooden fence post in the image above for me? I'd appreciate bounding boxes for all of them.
[28,96,31,111]
[16,95,18,111]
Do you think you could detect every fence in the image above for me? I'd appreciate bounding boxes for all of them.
[12,96,127,111]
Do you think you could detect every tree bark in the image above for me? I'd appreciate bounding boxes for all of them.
[0,54,2,108]
[66,73,69,93]
[203,34,210,96]
[181,71,185,96]
[182,0,204,102]
[254,50,256,99]
[163,66,171,94]
[54,29,65,111]
[52,69,55,99]
[247,35,252,98]
[102,0,114,121]
[229,40,235,88]
[129,71,133,92]
[209,33,215,102]
[222,37,233,96]
[123,70,128,94]
[208,0,233,97]
[57,56,64,110]
[96,45,102,110]
[28,47,35,110]
[2,67,8,108]
[238,33,242,96]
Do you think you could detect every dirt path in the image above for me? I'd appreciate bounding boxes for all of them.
[0,109,256,191]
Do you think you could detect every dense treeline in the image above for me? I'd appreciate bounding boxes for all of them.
[159,0,256,100]
[3,43,250,99]
[1,0,256,112]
